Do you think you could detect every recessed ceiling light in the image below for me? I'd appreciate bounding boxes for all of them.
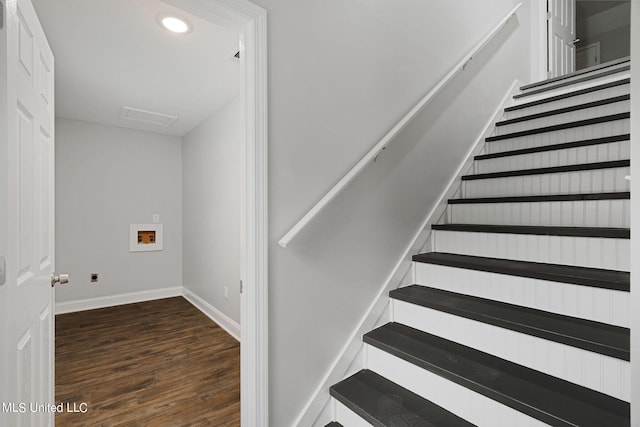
[157,14,192,34]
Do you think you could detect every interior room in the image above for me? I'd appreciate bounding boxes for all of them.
[31,0,243,423]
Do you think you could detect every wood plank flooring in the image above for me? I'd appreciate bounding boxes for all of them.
[55,297,240,426]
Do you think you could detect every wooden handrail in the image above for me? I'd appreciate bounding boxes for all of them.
[279,3,523,248]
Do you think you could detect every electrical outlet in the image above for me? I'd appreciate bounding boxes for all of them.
[91,273,98,283]
[224,286,229,298]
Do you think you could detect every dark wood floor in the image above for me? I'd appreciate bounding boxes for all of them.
[55,297,240,426]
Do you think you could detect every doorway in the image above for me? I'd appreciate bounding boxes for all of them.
[547,0,631,78]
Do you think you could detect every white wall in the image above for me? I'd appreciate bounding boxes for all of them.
[249,0,533,424]
[182,97,241,325]
[55,118,182,306]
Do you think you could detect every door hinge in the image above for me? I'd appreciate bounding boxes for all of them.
[546,12,551,20]
[240,280,243,294]
[0,256,6,287]
[0,1,4,30]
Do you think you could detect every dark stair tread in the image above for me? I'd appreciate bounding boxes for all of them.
[519,57,630,91]
[330,369,476,427]
[506,79,630,112]
[496,95,629,127]
[364,323,630,427]
[432,223,629,239]
[390,285,629,360]
[325,423,343,427]
[478,134,630,160]
[411,252,629,291]
[514,64,630,99]
[462,159,630,180]
[448,191,630,204]
[485,113,630,142]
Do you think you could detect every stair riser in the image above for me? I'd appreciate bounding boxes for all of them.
[392,300,630,401]
[413,262,629,327]
[365,345,549,427]
[516,71,630,103]
[485,119,630,154]
[334,401,371,427]
[463,166,630,198]
[505,83,629,120]
[433,230,629,271]
[449,199,630,228]
[496,101,629,135]
[476,140,629,174]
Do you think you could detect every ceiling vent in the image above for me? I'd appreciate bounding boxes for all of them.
[120,106,178,127]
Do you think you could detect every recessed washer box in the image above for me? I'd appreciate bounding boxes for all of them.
[130,224,163,252]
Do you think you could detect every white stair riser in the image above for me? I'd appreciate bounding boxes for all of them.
[448,199,630,228]
[392,300,630,401]
[334,400,371,427]
[476,140,629,174]
[366,345,549,427]
[495,101,629,136]
[515,71,630,104]
[485,119,629,154]
[414,262,629,327]
[433,230,630,271]
[505,83,629,120]
[463,167,630,198]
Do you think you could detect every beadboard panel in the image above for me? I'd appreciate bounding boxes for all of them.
[505,83,630,120]
[514,72,630,105]
[433,230,630,271]
[392,300,630,401]
[413,262,630,327]
[495,101,629,135]
[448,199,630,228]
[475,140,629,173]
[463,167,630,198]
[485,119,630,154]
[334,401,371,427]
[365,345,549,427]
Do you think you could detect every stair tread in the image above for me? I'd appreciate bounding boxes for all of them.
[364,323,630,427]
[411,252,629,291]
[514,64,630,99]
[432,223,629,238]
[519,57,630,91]
[330,369,476,427]
[461,159,629,180]
[448,191,630,204]
[506,79,630,112]
[496,95,629,127]
[485,113,629,142]
[477,134,630,160]
[390,285,629,360]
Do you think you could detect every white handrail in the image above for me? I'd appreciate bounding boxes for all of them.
[278,2,523,248]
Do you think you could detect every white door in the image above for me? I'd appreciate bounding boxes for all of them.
[0,0,56,426]
[548,0,577,77]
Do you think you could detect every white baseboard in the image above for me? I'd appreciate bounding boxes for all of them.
[292,80,522,427]
[182,287,241,342]
[55,287,183,315]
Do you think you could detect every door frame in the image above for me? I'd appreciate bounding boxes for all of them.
[163,0,269,425]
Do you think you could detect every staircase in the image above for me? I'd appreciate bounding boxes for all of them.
[326,58,631,426]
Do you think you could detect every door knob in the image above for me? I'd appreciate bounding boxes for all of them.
[51,273,70,287]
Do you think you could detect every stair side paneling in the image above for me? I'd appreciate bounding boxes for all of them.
[392,299,630,401]
[485,119,629,154]
[449,199,630,228]
[476,140,629,173]
[414,262,630,327]
[463,166,630,198]
[495,100,629,135]
[505,82,630,120]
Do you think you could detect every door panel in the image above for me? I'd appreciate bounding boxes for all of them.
[548,0,576,77]
[1,0,55,426]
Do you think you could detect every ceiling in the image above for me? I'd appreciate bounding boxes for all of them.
[32,0,240,137]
